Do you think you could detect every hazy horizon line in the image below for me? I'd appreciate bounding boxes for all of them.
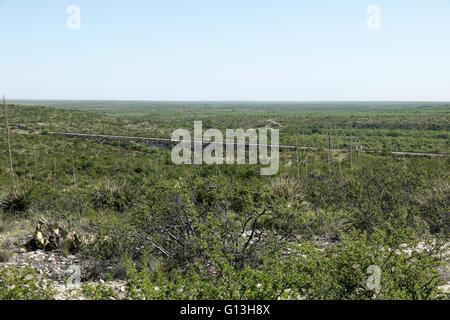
[5,99,450,103]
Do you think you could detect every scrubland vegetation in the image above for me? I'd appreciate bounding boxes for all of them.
[0,102,448,300]
[7,101,449,153]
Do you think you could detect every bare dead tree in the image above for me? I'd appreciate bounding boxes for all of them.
[72,157,77,185]
[334,124,342,176]
[327,126,332,172]
[298,131,303,179]
[294,135,299,178]
[53,154,57,184]
[116,139,121,178]
[349,121,353,175]
[71,141,77,185]
[304,144,308,181]
[435,144,440,179]
[25,157,32,184]
[3,95,16,195]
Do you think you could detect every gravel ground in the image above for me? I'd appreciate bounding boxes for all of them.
[1,232,449,299]
[0,232,126,300]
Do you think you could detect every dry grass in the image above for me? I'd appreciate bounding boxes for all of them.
[270,176,303,202]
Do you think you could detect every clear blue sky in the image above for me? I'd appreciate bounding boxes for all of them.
[1,0,449,101]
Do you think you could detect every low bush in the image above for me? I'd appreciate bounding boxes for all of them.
[0,267,54,300]
[123,230,447,300]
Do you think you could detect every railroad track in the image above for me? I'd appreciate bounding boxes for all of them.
[2,125,448,158]
[49,130,449,158]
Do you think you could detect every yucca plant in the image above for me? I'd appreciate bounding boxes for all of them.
[91,179,141,212]
[0,188,33,215]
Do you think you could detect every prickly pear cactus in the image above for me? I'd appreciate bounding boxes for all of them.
[24,218,84,254]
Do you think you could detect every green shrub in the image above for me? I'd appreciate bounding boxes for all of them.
[81,283,119,300]
[0,267,54,300]
[289,229,447,300]
[123,230,447,300]
[125,256,293,300]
